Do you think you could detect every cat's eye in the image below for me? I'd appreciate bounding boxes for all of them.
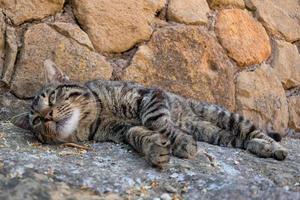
[32,117,42,126]
[49,91,56,105]
[66,92,82,100]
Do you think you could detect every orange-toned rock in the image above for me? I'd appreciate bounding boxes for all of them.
[167,0,210,25]
[10,23,112,98]
[247,0,300,42]
[49,22,95,51]
[0,11,5,74]
[208,0,245,9]
[0,0,64,25]
[288,96,300,132]
[124,26,237,110]
[73,0,165,53]
[272,40,300,89]
[1,27,17,85]
[236,64,288,135]
[216,9,271,67]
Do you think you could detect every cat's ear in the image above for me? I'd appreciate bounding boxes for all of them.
[44,59,69,84]
[10,113,32,130]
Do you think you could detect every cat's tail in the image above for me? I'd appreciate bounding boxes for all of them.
[188,101,287,160]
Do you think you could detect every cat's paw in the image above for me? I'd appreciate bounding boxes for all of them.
[246,138,273,158]
[272,143,288,160]
[144,134,171,168]
[172,134,197,159]
[246,138,288,160]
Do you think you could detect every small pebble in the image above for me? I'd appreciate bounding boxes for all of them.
[163,183,177,193]
[161,193,172,200]
[234,160,239,165]
[170,173,178,178]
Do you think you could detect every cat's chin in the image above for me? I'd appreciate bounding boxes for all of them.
[57,108,81,139]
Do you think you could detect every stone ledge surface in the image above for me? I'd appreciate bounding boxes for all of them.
[0,121,299,200]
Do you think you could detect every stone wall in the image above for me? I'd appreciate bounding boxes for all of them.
[0,0,299,136]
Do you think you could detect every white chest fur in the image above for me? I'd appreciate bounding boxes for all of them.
[59,108,81,139]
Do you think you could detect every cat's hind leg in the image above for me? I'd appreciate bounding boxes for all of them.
[188,101,287,160]
[188,120,238,147]
[246,131,287,160]
[186,121,287,160]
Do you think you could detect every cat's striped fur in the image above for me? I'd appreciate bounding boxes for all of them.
[13,60,287,167]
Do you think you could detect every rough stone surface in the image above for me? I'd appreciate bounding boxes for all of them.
[0,171,122,200]
[10,23,112,98]
[73,0,165,53]
[0,0,65,25]
[50,22,95,51]
[0,89,29,121]
[216,9,271,67]
[288,96,300,132]
[0,121,299,200]
[124,26,237,110]
[1,27,17,85]
[207,0,245,9]
[272,40,300,89]
[167,0,210,25]
[236,64,289,135]
[248,0,300,42]
[0,10,4,73]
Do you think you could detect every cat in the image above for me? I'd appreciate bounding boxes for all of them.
[12,59,287,168]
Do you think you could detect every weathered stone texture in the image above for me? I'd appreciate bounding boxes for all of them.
[248,0,300,42]
[288,96,300,132]
[1,121,300,200]
[124,26,237,110]
[236,64,289,135]
[0,0,64,25]
[208,0,245,9]
[10,23,112,98]
[272,40,300,89]
[0,10,5,74]
[216,9,271,67]
[1,27,17,85]
[49,22,95,51]
[167,0,210,25]
[73,0,165,53]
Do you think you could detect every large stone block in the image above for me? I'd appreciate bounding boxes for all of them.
[247,0,300,42]
[236,64,289,135]
[124,26,237,110]
[73,0,165,53]
[216,9,271,67]
[272,40,300,89]
[0,0,64,25]
[10,23,112,98]
[167,0,210,25]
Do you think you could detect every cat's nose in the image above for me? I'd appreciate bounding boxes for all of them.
[45,110,53,120]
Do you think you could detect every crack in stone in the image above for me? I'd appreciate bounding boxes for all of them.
[48,23,95,52]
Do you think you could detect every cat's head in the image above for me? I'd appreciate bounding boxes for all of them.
[12,60,97,144]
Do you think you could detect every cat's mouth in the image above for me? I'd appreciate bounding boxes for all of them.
[53,108,81,140]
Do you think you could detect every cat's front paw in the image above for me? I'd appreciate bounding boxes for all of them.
[144,134,171,168]
[172,133,198,159]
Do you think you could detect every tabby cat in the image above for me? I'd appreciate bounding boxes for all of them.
[13,60,287,167]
